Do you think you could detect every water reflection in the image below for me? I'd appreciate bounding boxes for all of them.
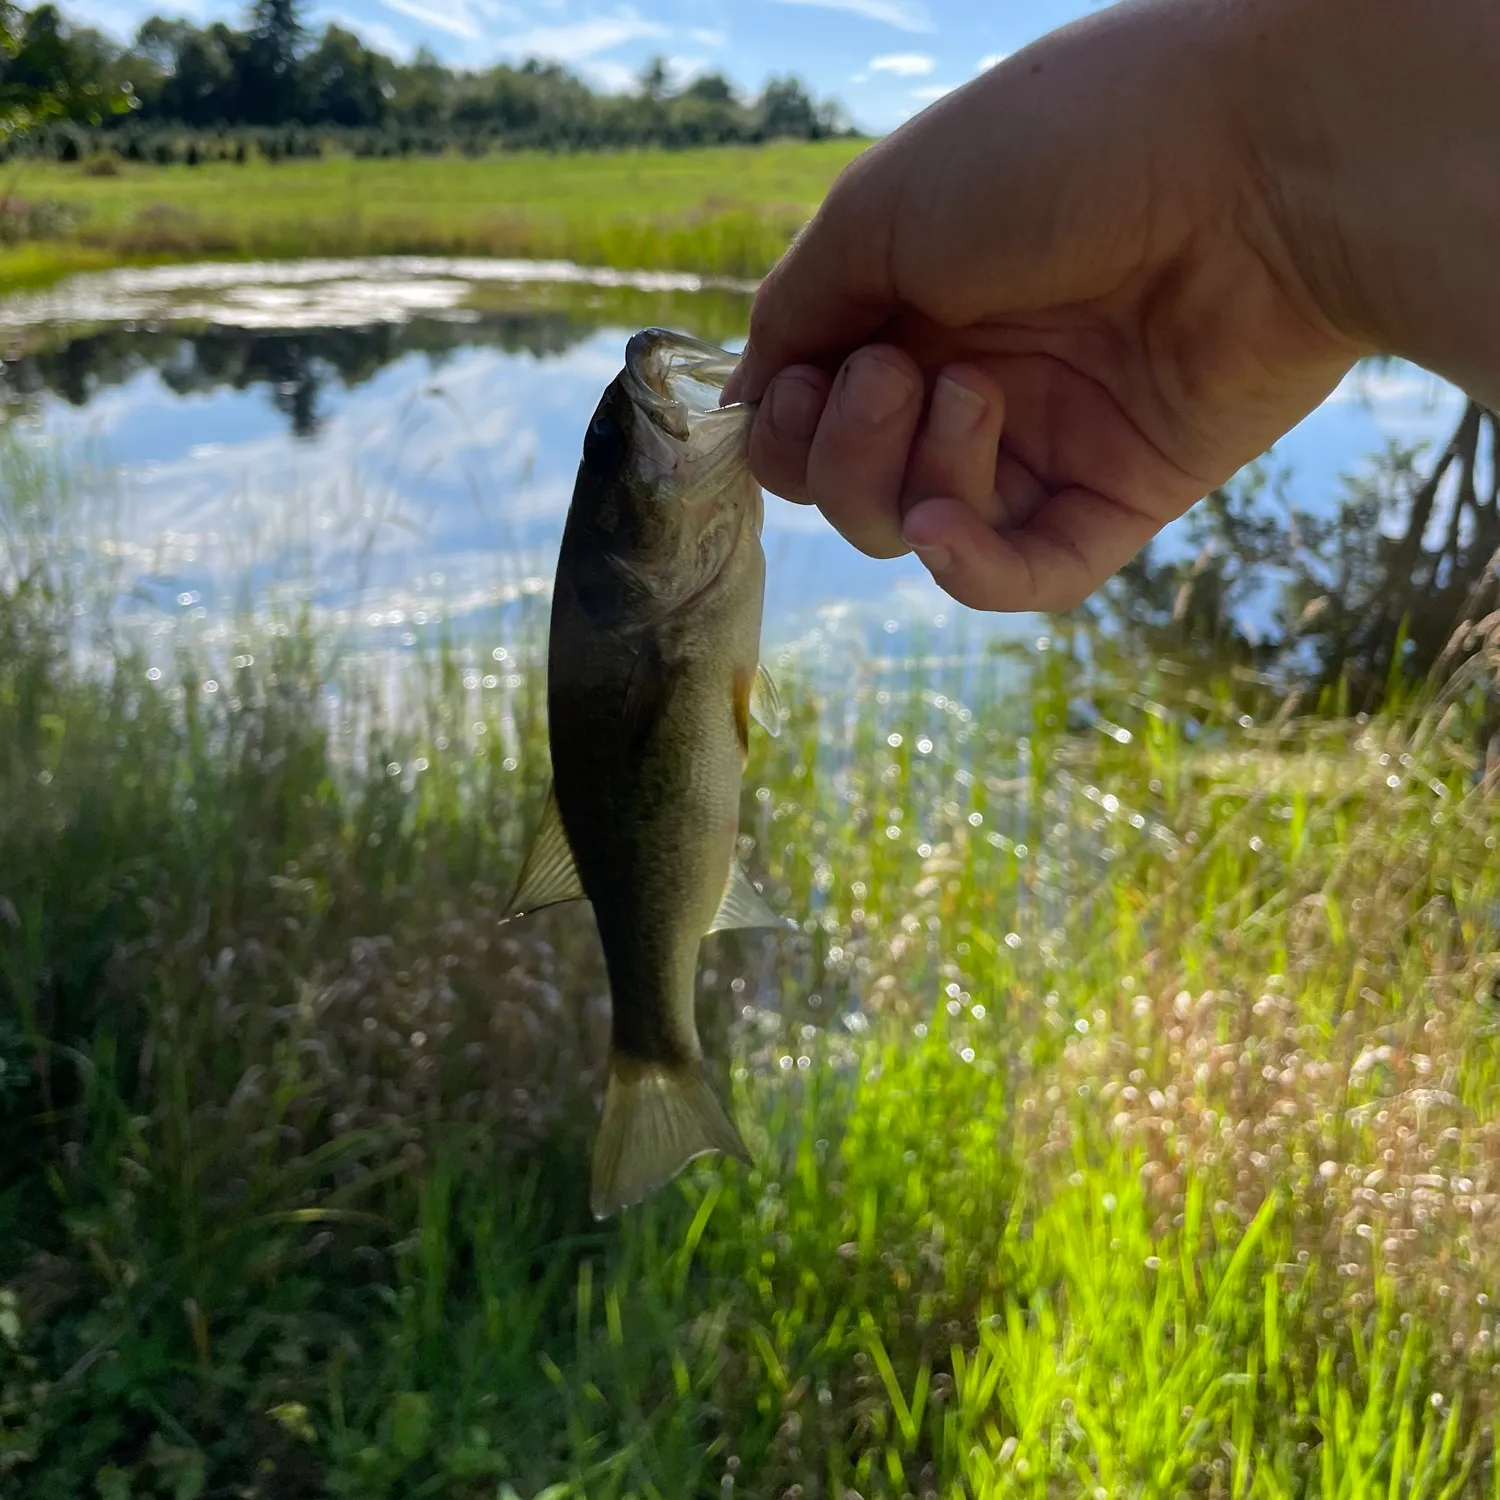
[0,261,1009,667]
[0,257,1470,667]
[5,314,681,438]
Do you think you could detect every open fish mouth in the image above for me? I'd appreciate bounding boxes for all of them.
[623,329,751,443]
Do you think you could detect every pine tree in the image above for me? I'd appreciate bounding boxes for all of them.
[243,0,304,123]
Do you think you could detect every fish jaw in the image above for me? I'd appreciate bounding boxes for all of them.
[620,393,756,532]
[623,327,744,437]
[621,328,758,506]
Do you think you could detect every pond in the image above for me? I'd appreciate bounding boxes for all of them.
[0,255,1469,664]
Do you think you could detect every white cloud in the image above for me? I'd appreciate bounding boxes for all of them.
[492,12,669,60]
[977,51,1008,69]
[869,52,933,76]
[765,0,932,36]
[909,82,952,100]
[584,52,706,91]
[492,12,669,61]
[326,12,412,58]
[377,0,499,41]
[688,26,727,46]
[376,0,513,42]
[579,58,638,91]
[68,0,211,32]
[1329,364,1453,408]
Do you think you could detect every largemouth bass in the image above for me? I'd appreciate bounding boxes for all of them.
[502,329,789,1220]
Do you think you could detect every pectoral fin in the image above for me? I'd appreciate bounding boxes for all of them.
[500,784,585,921]
[707,860,792,934]
[750,662,782,737]
[733,663,783,756]
[731,666,752,756]
[622,637,685,760]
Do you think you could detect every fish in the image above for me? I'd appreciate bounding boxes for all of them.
[501,328,790,1220]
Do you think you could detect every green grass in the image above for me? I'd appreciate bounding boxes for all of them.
[0,142,866,293]
[2,434,1500,1498]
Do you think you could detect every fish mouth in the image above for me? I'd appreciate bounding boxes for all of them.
[623,329,752,445]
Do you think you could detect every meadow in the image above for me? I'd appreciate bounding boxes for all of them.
[0,142,866,293]
[2,417,1499,1498]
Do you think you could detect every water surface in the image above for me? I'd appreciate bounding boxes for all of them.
[0,256,1467,664]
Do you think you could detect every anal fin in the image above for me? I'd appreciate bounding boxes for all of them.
[591,1055,751,1219]
[707,861,792,934]
[500,783,585,922]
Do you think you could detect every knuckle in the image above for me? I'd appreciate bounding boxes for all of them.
[746,288,780,346]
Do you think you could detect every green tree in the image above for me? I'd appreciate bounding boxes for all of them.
[303,24,387,128]
[683,72,735,105]
[0,0,135,138]
[387,44,447,130]
[243,0,304,123]
[5,0,852,150]
[638,54,669,101]
[757,76,825,140]
[139,19,246,126]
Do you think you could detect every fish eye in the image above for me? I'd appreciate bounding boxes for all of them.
[589,411,617,443]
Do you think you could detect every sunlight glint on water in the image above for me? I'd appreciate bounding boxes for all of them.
[0,256,1466,679]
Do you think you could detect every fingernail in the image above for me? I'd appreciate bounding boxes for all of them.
[767,371,823,442]
[927,374,988,442]
[911,543,952,575]
[838,351,915,426]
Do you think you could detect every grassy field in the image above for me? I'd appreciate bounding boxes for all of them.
[2,431,1499,1498]
[0,142,866,293]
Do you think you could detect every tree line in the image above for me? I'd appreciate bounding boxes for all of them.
[0,0,853,154]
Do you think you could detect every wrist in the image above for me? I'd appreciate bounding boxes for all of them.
[1229,0,1500,404]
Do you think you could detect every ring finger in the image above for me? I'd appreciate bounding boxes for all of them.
[900,363,1007,525]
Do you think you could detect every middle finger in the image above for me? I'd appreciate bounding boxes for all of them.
[804,345,924,559]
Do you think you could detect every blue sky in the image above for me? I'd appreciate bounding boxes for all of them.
[65,0,1099,132]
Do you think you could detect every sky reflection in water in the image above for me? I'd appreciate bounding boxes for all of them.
[0,258,1469,664]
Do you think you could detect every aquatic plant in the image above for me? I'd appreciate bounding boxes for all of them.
[1,433,1499,1496]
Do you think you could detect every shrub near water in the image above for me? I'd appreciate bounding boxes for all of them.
[1,447,1500,1494]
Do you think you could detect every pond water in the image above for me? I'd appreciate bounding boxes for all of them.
[0,256,1469,665]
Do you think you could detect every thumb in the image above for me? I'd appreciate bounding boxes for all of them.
[726,145,904,406]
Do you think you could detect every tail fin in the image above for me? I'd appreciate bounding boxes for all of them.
[590,1054,751,1220]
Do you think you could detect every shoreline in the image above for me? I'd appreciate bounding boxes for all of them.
[0,141,864,297]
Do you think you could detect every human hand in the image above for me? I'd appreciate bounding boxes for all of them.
[726,0,1500,613]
